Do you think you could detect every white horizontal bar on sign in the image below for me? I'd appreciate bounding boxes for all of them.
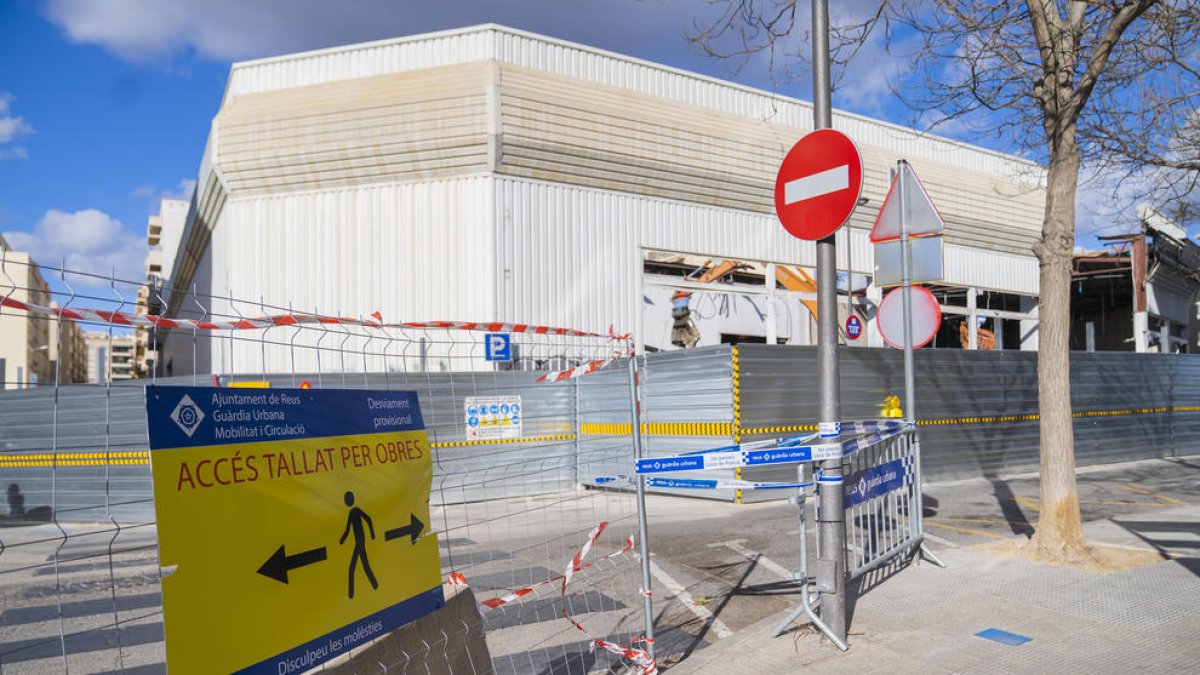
[940,304,1034,321]
[785,165,849,205]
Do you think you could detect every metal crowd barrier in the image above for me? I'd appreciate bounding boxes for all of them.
[623,420,941,652]
[844,427,929,579]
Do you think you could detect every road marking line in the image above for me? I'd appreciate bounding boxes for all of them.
[647,559,734,639]
[709,539,796,580]
[925,521,1005,539]
[1118,484,1187,506]
[785,165,849,204]
[922,532,960,548]
[1016,497,1041,512]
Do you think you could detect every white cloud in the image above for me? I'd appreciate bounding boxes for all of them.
[1076,163,1165,239]
[164,178,197,201]
[43,0,705,63]
[131,183,157,200]
[0,92,32,160]
[132,177,197,203]
[3,209,147,286]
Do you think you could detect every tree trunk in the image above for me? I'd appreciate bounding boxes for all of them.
[1031,131,1090,559]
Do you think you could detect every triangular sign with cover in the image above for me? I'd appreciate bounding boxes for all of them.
[869,162,945,242]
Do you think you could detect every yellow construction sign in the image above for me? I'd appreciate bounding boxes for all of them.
[146,387,443,675]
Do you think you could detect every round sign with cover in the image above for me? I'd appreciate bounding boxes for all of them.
[773,129,864,241]
[877,286,942,349]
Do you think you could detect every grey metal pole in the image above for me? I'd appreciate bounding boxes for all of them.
[899,160,915,424]
[812,0,847,645]
[627,352,656,660]
[896,161,947,570]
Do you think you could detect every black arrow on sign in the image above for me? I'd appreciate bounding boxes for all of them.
[384,514,425,544]
[257,545,327,584]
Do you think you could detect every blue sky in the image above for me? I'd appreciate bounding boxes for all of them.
[0,0,1183,294]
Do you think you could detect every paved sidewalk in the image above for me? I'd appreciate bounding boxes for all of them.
[668,504,1200,673]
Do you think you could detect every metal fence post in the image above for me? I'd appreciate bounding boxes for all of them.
[627,350,656,661]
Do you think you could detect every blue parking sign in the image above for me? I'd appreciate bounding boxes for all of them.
[485,333,512,362]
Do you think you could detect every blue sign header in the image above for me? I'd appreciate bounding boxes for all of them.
[146,386,424,451]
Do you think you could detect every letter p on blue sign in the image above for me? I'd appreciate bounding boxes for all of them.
[485,333,512,362]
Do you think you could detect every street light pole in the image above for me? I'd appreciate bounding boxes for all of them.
[811,0,847,645]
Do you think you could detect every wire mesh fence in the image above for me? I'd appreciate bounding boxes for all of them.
[0,257,654,674]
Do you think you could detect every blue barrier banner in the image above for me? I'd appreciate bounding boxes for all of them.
[840,424,907,457]
[844,458,906,507]
[743,446,814,466]
[648,478,717,490]
[593,475,811,490]
[635,456,705,473]
[634,424,911,475]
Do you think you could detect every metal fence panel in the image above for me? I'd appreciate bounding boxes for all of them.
[0,258,651,674]
[737,345,1199,482]
[640,347,736,500]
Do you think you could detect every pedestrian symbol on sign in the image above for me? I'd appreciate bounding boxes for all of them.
[340,491,378,599]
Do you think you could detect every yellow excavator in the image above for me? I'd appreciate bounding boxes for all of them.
[670,260,747,348]
[773,266,821,320]
[958,322,995,350]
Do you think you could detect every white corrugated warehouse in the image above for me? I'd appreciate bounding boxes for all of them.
[160,24,1045,374]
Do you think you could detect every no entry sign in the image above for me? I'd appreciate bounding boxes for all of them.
[774,129,864,241]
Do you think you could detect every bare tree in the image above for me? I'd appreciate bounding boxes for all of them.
[691,0,1199,560]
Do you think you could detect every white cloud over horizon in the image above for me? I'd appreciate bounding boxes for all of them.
[3,209,147,287]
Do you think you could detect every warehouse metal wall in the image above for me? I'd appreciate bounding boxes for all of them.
[639,348,737,500]
[736,345,1200,483]
[6,348,1195,522]
[0,371,583,524]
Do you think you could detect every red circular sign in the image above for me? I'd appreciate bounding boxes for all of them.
[845,315,863,340]
[878,286,942,350]
[774,129,864,241]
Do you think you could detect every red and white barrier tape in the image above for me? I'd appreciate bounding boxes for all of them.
[560,523,657,675]
[445,523,655,674]
[0,297,609,337]
[536,353,628,383]
[0,297,633,381]
[536,325,633,383]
